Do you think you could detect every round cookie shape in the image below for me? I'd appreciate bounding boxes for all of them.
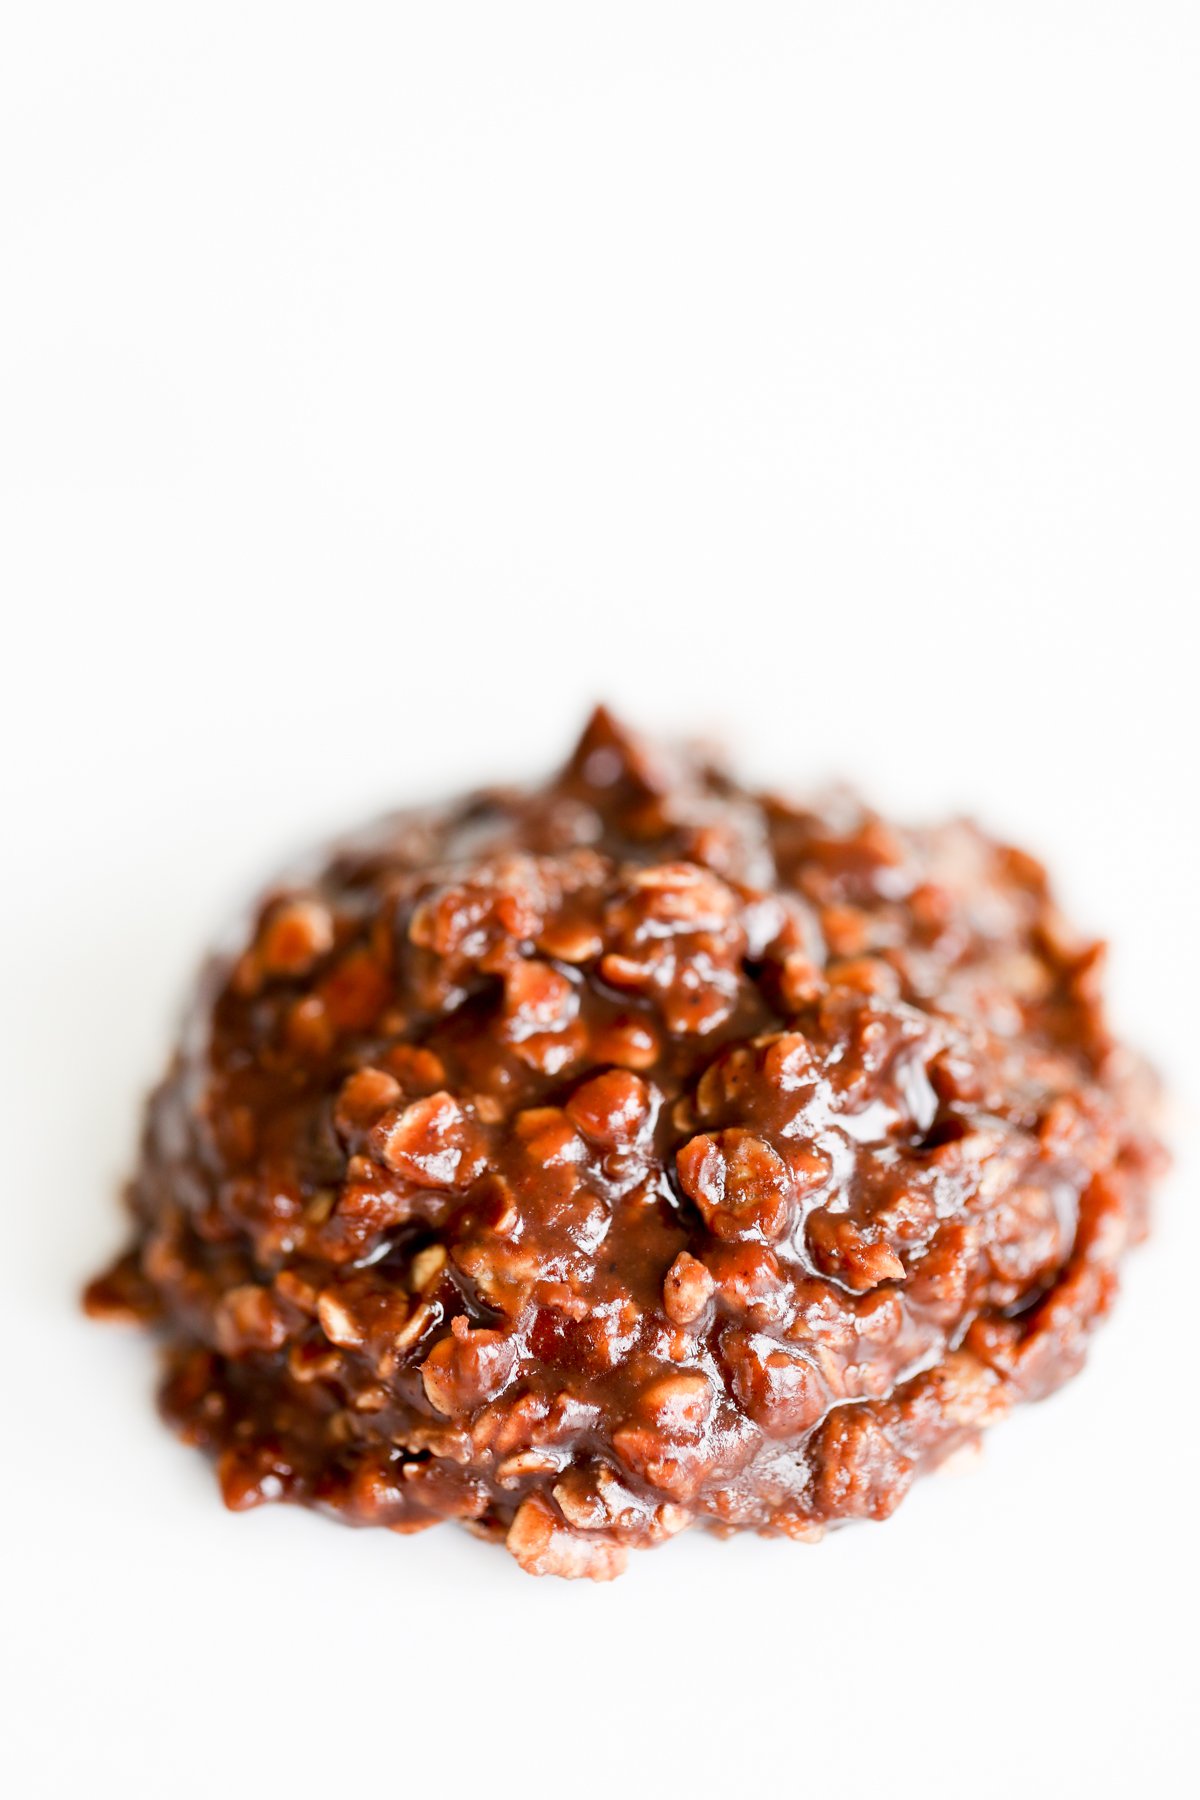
[86,710,1164,1578]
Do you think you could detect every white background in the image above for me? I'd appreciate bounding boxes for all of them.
[3,5,1198,1796]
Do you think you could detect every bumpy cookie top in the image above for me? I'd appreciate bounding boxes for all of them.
[87,709,1162,1577]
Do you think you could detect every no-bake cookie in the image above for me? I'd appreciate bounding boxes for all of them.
[87,711,1163,1577]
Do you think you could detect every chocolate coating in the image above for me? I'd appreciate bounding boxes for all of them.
[87,710,1163,1577]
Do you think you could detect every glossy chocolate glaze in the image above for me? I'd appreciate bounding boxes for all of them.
[87,710,1163,1577]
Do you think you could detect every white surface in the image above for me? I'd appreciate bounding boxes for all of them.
[3,6,1198,1797]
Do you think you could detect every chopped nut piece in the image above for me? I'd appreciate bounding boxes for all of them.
[334,1067,403,1137]
[421,1325,519,1416]
[565,1069,652,1146]
[676,1129,793,1241]
[213,1285,289,1355]
[506,1493,628,1581]
[662,1251,715,1324]
[373,1092,470,1187]
[807,1212,906,1291]
[258,897,335,977]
